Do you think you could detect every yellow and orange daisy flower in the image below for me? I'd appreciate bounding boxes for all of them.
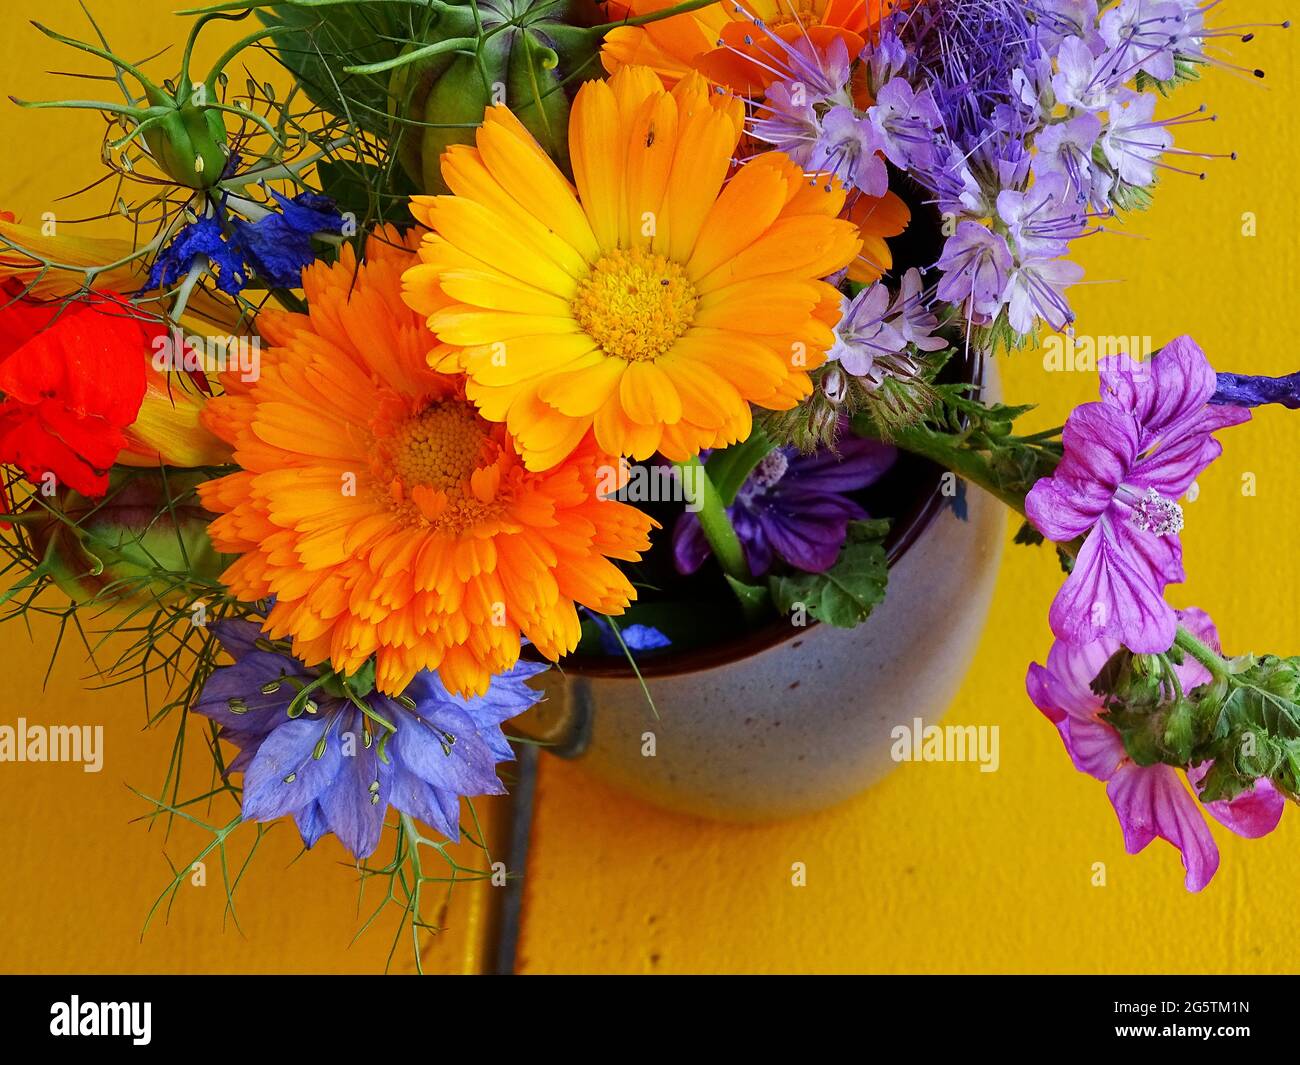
[198,228,653,697]
[601,0,899,94]
[402,66,861,472]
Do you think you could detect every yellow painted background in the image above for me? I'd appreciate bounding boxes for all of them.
[1,0,1297,975]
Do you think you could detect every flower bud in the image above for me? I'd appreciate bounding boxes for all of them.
[27,469,229,610]
[118,363,232,469]
[386,5,599,192]
[141,104,228,190]
[821,366,848,405]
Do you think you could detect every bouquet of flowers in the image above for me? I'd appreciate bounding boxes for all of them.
[1,0,1296,965]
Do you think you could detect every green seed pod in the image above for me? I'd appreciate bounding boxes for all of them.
[141,101,229,190]
[27,470,230,610]
[387,42,461,187]
[384,1,601,194]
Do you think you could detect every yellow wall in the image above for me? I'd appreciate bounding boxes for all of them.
[0,0,503,974]
[2,0,1298,975]
[516,4,1300,973]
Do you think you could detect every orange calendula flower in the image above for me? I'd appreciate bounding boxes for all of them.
[199,229,653,697]
[845,189,910,284]
[403,66,861,472]
[601,0,898,93]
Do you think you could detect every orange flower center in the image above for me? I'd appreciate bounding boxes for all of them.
[389,402,488,491]
[373,399,507,532]
[572,248,698,363]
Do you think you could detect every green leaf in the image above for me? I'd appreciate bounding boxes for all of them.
[1012,520,1044,547]
[705,427,774,507]
[724,574,771,618]
[315,159,415,219]
[255,1,439,138]
[768,519,889,629]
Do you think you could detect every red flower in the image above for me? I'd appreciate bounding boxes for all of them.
[0,288,152,497]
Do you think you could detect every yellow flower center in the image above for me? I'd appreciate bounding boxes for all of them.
[572,248,698,363]
[389,402,489,492]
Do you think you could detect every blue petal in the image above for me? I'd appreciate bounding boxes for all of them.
[268,189,344,235]
[192,654,313,732]
[208,619,264,657]
[294,800,329,849]
[241,716,341,823]
[230,216,316,288]
[387,770,461,841]
[232,192,343,289]
[316,733,390,859]
[402,660,545,728]
[144,216,248,295]
[621,624,672,653]
[391,703,506,797]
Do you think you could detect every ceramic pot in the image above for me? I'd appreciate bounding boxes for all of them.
[515,358,1005,821]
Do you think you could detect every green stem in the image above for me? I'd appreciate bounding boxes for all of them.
[588,0,721,32]
[882,422,1031,516]
[677,456,750,583]
[675,456,768,624]
[1175,626,1231,684]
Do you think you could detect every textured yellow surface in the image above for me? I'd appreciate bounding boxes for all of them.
[516,6,1300,973]
[0,0,504,975]
[1,0,1297,977]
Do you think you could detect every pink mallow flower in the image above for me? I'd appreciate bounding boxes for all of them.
[1025,336,1250,654]
[1027,607,1284,891]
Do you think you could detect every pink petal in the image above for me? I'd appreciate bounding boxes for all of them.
[1062,715,1127,781]
[1188,763,1285,840]
[1049,521,1176,654]
[1026,403,1137,540]
[1128,431,1223,500]
[1106,762,1220,891]
[1098,335,1217,442]
[1027,639,1126,781]
[1113,518,1184,594]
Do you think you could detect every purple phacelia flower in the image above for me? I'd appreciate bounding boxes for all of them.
[827,281,906,380]
[935,222,1013,321]
[1099,0,1188,82]
[809,106,888,197]
[1002,248,1085,334]
[1099,93,1173,187]
[996,173,1088,257]
[1052,34,1122,112]
[1035,110,1114,209]
[868,77,942,172]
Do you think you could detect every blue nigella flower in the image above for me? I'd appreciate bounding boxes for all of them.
[585,612,672,656]
[193,620,546,859]
[145,188,344,296]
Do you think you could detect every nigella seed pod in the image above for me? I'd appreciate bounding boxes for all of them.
[141,101,228,190]
[19,21,239,192]
[26,470,230,612]
[384,1,600,193]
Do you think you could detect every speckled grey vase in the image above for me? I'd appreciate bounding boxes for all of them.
[516,362,1005,822]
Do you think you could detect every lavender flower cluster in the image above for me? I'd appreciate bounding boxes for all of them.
[751,0,1256,362]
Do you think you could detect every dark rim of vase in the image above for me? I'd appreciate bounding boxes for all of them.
[530,346,986,679]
